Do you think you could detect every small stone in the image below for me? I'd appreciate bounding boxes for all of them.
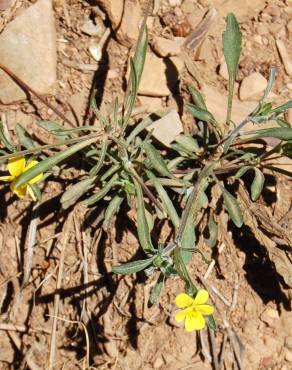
[153,356,164,368]
[253,34,263,44]
[276,39,292,76]
[239,72,268,101]
[97,0,123,30]
[260,307,280,327]
[168,0,182,6]
[138,52,183,97]
[197,37,214,62]
[0,0,57,104]
[89,44,102,62]
[257,24,269,35]
[146,109,183,147]
[218,61,228,80]
[80,19,102,36]
[285,350,292,362]
[107,69,119,79]
[151,36,182,57]
[285,336,292,350]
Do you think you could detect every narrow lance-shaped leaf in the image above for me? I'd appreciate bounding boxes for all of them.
[148,273,164,306]
[85,173,119,205]
[223,13,242,124]
[0,122,15,152]
[271,100,292,115]
[61,177,96,209]
[143,141,174,178]
[15,138,97,188]
[15,124,35,149]
[112,257,154,275]
[147,171,180,230]
[188,85,207,110]
[103,195,123,229]
[251,168,265,201]
[204,212,218,248]
[133,178,155,254]
[243,127,292,141]
[221,185,243,227]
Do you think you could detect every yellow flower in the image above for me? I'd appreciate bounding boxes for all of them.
[175,290,214,331]
[0,156,43,201]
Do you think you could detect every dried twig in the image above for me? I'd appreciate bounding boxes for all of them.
[47,211,73,370]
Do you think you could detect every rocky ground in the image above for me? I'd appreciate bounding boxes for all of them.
[0,0,292,369]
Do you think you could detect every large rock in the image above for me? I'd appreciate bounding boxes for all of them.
[0,0,57,104]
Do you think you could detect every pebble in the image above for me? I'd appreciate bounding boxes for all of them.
[260,307,280,327]
[218,61,228,80]
[153,357,164,368]
[146,109,183,147]
[257,24,269,35]
[168,0,182,6]
[89,44,102,62]
[80,19,102,37]
[0,0,57,104]
[276,39,292,76]
[0,0,13,11]
[151,36,182,57]
[239,72,267,101]
[138,52,184,97]
[285,350,292,362]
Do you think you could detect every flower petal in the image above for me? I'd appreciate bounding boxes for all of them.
[193,289,209,305]
[175,307,192,322]
[175,293,195,308]
[185,311,205,332]
[10,181,27,198]
[24,160,43,185]
[0,175,13,182]
[196,304,214,315]
[8,157,25,178]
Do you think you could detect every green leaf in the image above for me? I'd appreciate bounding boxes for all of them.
[112,257,154,275]
[175,134,201,153]
[133,178,155,254]
[85,173,119,205]
[259,66,276,105]
[234,165,251,179]
[15,138,96,189]
[147,171,180,229]
[223,13,242,124]
[204,212,218,248]
[143,141,174,178]
[221,185,243,227]
[148,273,164,306]
[89,137,108,177]
[276,118,291,128]
[187,103,216,123]
[0,122,15,152]
[180,218,196,264]
[271,100,292,115]
[173,248,197,294]
[251,168,265,201]
[61,177,96,209]
[103,195,123,229]
[206,315,217,330]
[245,127,292,141]
[15,124,35,149]
[38,121,71,140]
[188,85,207,110]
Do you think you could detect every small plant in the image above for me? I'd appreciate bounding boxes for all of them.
[0,13,291,332]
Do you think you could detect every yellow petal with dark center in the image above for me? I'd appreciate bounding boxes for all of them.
[185,311,205,332]
[193,289,209,305]
[10,181,27,198]
[24,160,43,185]
[196,304,214,315]
[175,307,192,322]
[8,157,25,178]
[175,293,194,308]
